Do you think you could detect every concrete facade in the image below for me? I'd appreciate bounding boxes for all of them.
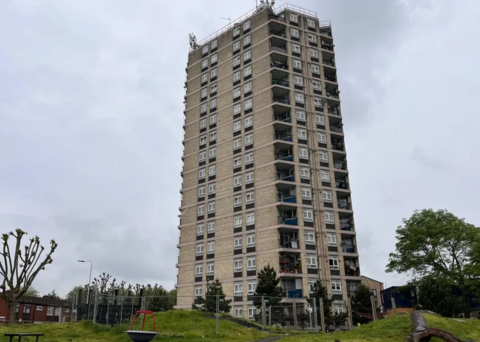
[177,3,362,318]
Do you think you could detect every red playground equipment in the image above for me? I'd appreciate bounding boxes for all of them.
[125,310,159,342]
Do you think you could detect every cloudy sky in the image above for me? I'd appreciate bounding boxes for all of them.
[1,0,479,297]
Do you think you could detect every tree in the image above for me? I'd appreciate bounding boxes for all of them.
[192,279,231,313]
[66,286,84,301]
[309,280,348,330]
[386,209,480,317]
[0,229,57,322]
[24,287,40,297]
[44,290,61,300]
[252,264,283,309]
[351,284,378,324]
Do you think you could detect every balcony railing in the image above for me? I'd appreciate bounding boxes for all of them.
[271,60,288,70]
[321,42,334,51]
[272,78,290,87]
[323,59,335,67]
[278,193,296,203]
[328,108,341,116]
[273,96,291,104]
[278,216,298,225]
[340,219,354,231]
[336,180,349,189]
[325,75,337,83]
[326,91,339,99]
[337,201,349,210]
[334,160,346,170]
[330,124,343,133]
[270,46,287,54]
[270,29,286,37]
[274,132,292,142]
[320,29,332,37]
[276,172,294,182]
[275,150,293,161]
[342,246,356,253]
[273,112,291,123]
[332,139,344,151]
[284,289,303,298]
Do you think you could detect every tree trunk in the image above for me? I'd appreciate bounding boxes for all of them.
[7,299,17,323]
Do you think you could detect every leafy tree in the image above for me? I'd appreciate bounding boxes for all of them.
[351,284,379,324]
[24,287,40,297]
[0,229,57,322]
[385,209,480,317]
[66,285,84,301]
[309,280,347,329]
[44,290,62,299]
[192,279,231,313]
[252,264,283,309]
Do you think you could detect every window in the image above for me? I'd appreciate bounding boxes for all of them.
[305,232,315,245]
[295,93,304,103]
[327,233,337,246]
[291,43,301,53]
[313,80,322,91]
[307,18,316,28]
[290,28,299,38]
[325,211,335,224]
[244,98,252,110]
[321,170,330,182]
[245,133,253,146]
[247,257,256,270]
[319,150,328,162]
[208,164,216,176]
[244,82,252,93]
[210,54,217,64]
[314,97,324,108]
[301,187,311,199]
[331,280,341,294]
[232,121,241,134]
[310,49,319,58]
[209,183,216,194]
[297,129,307,140]
[210,131,217,141]
[211,40,218,49]
[308,33,317,43]
[247,282,256,295]
[207,242,215,254]
[300,167,310,179]
[333,304,344,315]
[198,186,205,197]
[329,256,339,270]
[307,254,317,269]
[233,138,242,150]
[247,234,256,247]
[196,244,204,255]
[293,59,302,69]
[243,35,251,46]
[208,221,216,232]
[290,13,298,22]
[234,156,242,168]
[244,65,252,77]
[246,212,255,225]
[234,175,241,187]
[211,68,218,78]
[299,147,309,159]
[199,168,206,180]
[36,306,43,311]
[245,152,254,164]
[199,119,207,129]
[210,84,217,94]
[296,110,306,122]
[200,88,208,98]
[245,172,254,184]
[308,280,317,293]
[23,305,31,314]
[201,73,208,83]
[195,286,203,297]
[234,195,242,207]
[312,64,320,74]
[207,262,215,274]
[210,98,217,109]
[200,103,208,114]
[233,26,241,37]
[198,204,205,216]
[294,75,303,86]
[202,45,209,55]
[245,116,253,128]
[196,264,204,275]
[233,71,241,82]
[233,87,241,98]
[234,307,243,317]
[243,20,250,31]
[200,135,207,145]
[248,307,257,318]
[208,201,216,213]
[246,191,254,204]
[323,190,332,202]
[234,258,243,271]
[47,307,54,316]
[209,147,216,158]
[197,224,204,235]
[233,56,241,67]
[317,132,327,144]
[234,237,243,249]
[233,41,240,52]
[201,59,208,69]
[303,209,313,222]
[233,103,241,115]
[234,282,243,296]
[316,114,325,125]
[199,151,206,162]
[234,215,242,228]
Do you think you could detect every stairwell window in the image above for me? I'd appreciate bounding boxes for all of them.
[245,116,253,128]
[234,258,243,271]
[245,152,254,165]
[325,211,335,224]
[317,132,327,144]
[301,187,311,199]
[300,167,310,179]
[246,212,255,225]
[211,68,217,78]
[247,234,256,247]
[207,242,215,254]
[234,195,242,207]
[299,147,309,159]
[307,254,317,269]
[323,190,332,203]
[196,244,204,255]
[208,183,216,195]
[321,170,330,182]
[234,237,243,249]
[303,209,313,222]
[245,171,254,184]
[243,35,251,46]
[208,201,216,213]
[233,41,240,52]
[305,232,316,245]
[196,264,203,275]
[198,204,205,216]
[244,65,252,77]
[197,224,204,235]
[295,93,304,103]
[234,215,242,228]
[234,283,243,296]
[319,150,328,163]
[245,134,253,146]
[199,168,206,180]
[233,56,241,67]
[207,262,215,274]
[234,175,241,187]
[208,165,216,177]
[245,98,253,110]
[246,191,254,204]
[208,221,216,232]
[199,151,206,162]
[312,64,320,74]
[293,59,302,69]
[329,256,340,270]
[210,54,217,64]
[247,257,256,270]
[233,103,241,115]
[327,233,337,246]
[296,110,306,122]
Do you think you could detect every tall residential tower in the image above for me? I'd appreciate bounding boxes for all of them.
[176,3,361,318]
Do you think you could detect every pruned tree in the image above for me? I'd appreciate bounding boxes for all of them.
[386,209,480,317]
[0,229,57,322]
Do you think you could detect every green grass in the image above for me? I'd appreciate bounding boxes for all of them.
[280,314,480,342]
[0,311,272,342]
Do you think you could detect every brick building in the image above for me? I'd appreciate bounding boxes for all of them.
[360,276,384,307]
[0,296,73,324]
[177,2,361,319]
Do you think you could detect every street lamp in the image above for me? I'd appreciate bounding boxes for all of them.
[78,260,93,304]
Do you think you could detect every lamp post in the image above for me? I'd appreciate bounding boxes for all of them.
[78,260,93,304]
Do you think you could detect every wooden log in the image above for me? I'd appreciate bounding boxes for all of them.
[407,310,464,342]
[411,310,428,333]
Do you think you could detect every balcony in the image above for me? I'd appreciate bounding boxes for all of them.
[333,159,347,170]
[325,72,338,84]
[275,147,293,162]
[336,177,349,190]
[328,105,341,116]
[270,29,286,38]
[340,217,354,231]
[323,58,335,67]
[331,138,345,151]
[282,279,303,298]
[276,167,295,182]
[344,257,360,277]
[321,41,334,52]
[277,188,296,204]
[278,209,298,226]
[337,197,350,210]
[271,53,289,70]
[274,129,292,143]
[279,252,302,274]
[269,21,287,38]
[279,229,299,249]
[270,37,287,54]
[273,111,291,124]
[272,78,289,87]
[341,237,356,254]
[330,123,343,134]
[272,96,290,105]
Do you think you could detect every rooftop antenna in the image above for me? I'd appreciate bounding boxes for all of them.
[189,33,198,49]
[221,17,232,28]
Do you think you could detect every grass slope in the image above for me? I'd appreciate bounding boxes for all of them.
[280,314,480,342]
[0,311,271,342]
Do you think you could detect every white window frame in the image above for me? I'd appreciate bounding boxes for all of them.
[247,257,256,270]
[233,87,241,98]
[233,103,241,115]
[246,212,255,225]
[234,175,242,187]
[291,43,301,53]
[234,307,243,317]
[233,138,242,150]
[297,128,307,140]
[307,18,316,28]
[316,114,325,125]
[243,20,250,31]
[47,307,54,316]
[202,45,209,55]
[329,256,340,270]
[233,41,240,52]
[299,147,309,159]
[196,244,204,255]
[290,28,299,38]
[327,233,337,246]
[325,211,335,224]
[321,170,331,182]
[246,191,254,204]
[233,71,241,82]
[210,83,217,94]
[234,258,243,271]
[234,282,243,296]
[198,186,205,197]
[197,204,205,216]
[199,151,206,162]
[200,103,207,114]
[233,156,242,168]
[308,33,317,43]
[234,215,242,228]
[307,254,317,269]
[208,183,216,194]
[234,237,243,249]
[245,172,254,184]
[234,195,242,207]
[200,87,208,98]
[208,221,216,232]
[200,135,207,145]
[197,224,204,236]
[196,264,204,275]
[248,307,257,318]
[323,190,332,203]
[296,110,306,122]
[243,35,251,46]
[247,282,256,295]
[244,82,252,93]
[233,26,241,37]
[312,64,320,74]
[303,209,313,222]
[210,98,217,109]
[245,152,254,164]
[313,80,322,91]
[210,54,217,64]
[209,147,216,159]
[201,59,208,69]
[301,187,311,199]
[317,132,327,144]
[294,75,303,86]
[244,98,252,110]
[319,150,329,163]
[208,201,216,213]
[211,40,218,49]
[233,56,241,67]
[210,131,217,142]
[246,234,256,247]
[293,59,302,69]
[207,242,215,254]
[244,116,253,128]
[195,286,203,297]
[199,118,207,129]
[314,97,324,107]
[245,133,253,146]
[300,167,310,179]
[290,13,298,23]
[305,232,316,245]
[210,68,217,78]
[207,262,215,274]
[208,164,216,176]
[199,168,206,180]
[310,49,319,58]
[201,73,208,84]
[295,93,305,103]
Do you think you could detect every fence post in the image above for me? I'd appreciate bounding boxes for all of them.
[347,297,353,330]
[106,296,110,325]
[292,298,297,330]
[313,298,318,333]
[370,295,377,321]
[215,295,219,335]
[130,297,134,322]
[71,293,76,322]
[261,297,266,331]
[92,287,99,325]
[268,306,271,326]
[391,297,397,315]
[319,298,325,332]
[119,297,124,333]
